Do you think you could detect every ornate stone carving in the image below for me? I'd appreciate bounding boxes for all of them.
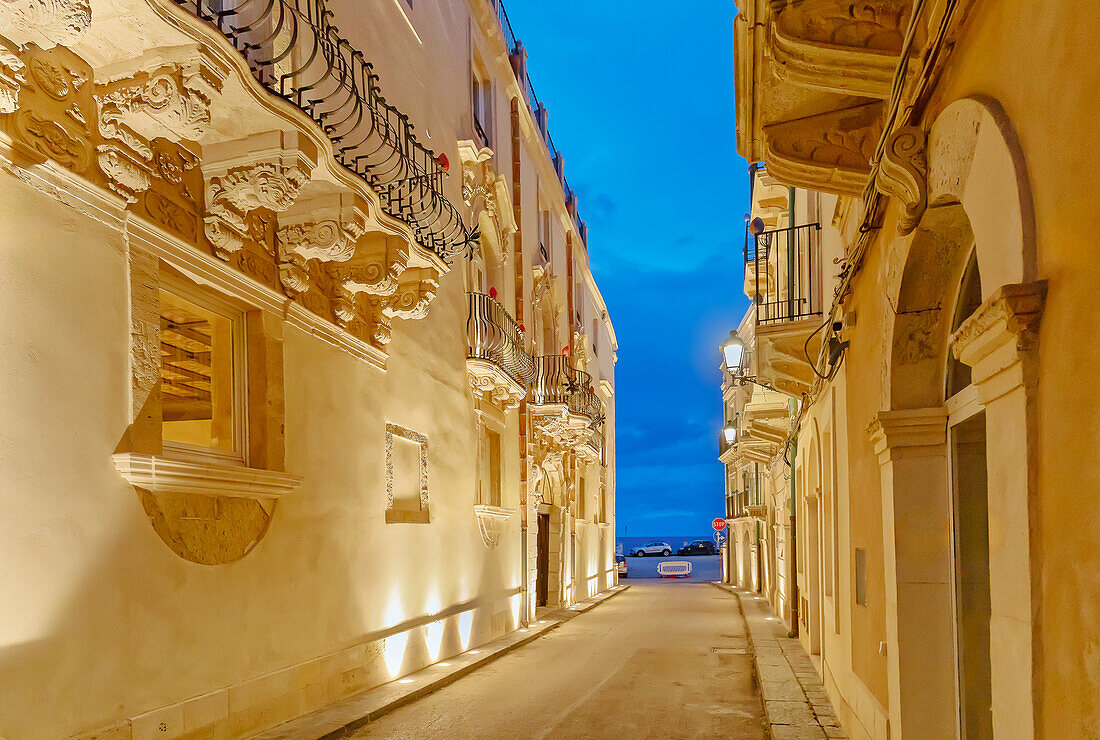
[770,0,910,97]
[136,138,202,241]
[951,281,1047,387]
[0,39,25,113]
[876,126,927,234]
[208,160,309,218]
[96,45,227,143]
[97,139,149,203]
[474,505,515,549]
[0,0,91,49]
[763,101,883,196]
[202,131,316,260]
[6,44,97,175]
[328,236,410,298]
[466,359,526,409]
[382,268,440,321]
[277,192,369,262]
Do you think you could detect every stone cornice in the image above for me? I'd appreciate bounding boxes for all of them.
[112,453,302,500]
[867,407,947,464]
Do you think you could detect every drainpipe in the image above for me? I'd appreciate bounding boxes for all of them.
[788,398,799,639]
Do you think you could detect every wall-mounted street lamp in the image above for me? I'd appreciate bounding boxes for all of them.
[721,330,775,391]
[722,414,739,445]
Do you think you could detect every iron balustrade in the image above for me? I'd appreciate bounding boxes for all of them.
[531,355,604,427]
[726,491,747,519]
[466,292,535,388]
[175,0,476,261]
[744,223,822,326]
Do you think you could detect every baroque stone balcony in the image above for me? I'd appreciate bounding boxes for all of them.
[466,292,534,409]
[735,0,921,199]
[530,355,604,451]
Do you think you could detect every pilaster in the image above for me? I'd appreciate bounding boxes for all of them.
[867,407,955,740]
[951,280,1046,737]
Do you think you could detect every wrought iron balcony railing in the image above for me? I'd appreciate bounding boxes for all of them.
[177,0,477,261]
[744,223,822,326]
[726,491,746,520]
[466,292,535,388]
[531,355,604,426]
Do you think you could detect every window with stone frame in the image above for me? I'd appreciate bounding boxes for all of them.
[159,278,245,462]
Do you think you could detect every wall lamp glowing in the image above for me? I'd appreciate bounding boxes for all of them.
[721,331,774,391]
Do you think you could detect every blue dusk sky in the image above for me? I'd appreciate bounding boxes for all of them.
[504,2,751,537]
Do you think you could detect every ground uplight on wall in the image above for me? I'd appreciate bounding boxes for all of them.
[398,678,415,684]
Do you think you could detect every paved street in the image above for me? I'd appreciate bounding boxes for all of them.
[351,583,767,739]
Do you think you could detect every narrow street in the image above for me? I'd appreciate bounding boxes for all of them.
[351,583,768,739]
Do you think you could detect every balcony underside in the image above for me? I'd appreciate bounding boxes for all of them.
[754,317,826,396]
[735,0,922,196]
[466,358,526,409]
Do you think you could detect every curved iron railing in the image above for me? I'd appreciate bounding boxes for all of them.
[532,355,604,426]
[466,292,535,388]
[176,0,477,261]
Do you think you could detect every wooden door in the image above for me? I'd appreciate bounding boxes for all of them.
[536,513,550,607]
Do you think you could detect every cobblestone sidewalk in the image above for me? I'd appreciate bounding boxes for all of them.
[716,583,848,739]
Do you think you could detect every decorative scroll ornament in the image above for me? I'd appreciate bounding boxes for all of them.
[8,44,96,175]
[0,0,91,49]
[875,126,927,235]
[382,268,440,321]
[277,192,369,263]
[763,101,883,196]
[0,39,25,113]
[770,0,910,98]
[96,47,227,143]
[97,140,150,203]
[329,237,410,298]
[202,131,315,259]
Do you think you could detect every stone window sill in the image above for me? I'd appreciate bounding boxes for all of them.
[385,508,431,524]
[112,453,301,499]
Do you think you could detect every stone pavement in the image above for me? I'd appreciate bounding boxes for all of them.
[250,585,629,739]
[348,581,768,739]
[715,584,848,739]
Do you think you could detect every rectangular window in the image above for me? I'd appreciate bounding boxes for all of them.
[487,429,501,507]
[159,283,244,461]
[855,547,867,606]
[538,208,551,259]
[471,69,492,146]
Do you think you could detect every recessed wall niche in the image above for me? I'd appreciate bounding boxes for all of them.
[385,423,430,523]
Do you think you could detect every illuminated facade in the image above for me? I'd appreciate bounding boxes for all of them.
[726,0,1100,738]
[0,0,616,736]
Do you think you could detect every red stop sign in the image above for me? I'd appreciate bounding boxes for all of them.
[712,518,727,531]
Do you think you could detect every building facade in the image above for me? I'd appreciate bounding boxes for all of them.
[0,0,616,737]
[726,0,1100,738]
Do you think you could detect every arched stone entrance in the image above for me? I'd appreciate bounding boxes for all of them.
[869,98,1044,739]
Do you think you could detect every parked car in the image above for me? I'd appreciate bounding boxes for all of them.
[615,554,628,578]
[631,541,672,557]
[678,539,716,556]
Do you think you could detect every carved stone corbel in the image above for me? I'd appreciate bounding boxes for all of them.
[763,101,883,196]
[383,268,440,321]
[876,126,927,235]
[769,0,910,98]
[328,235,410,297]
[0,0,91,50]
[0,38,25,113]
[201,130,316,260]
[97,138,150,203]
[95,45,227,144]
[277,192,369,263]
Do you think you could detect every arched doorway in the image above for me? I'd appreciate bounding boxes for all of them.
[873,98,1044,738]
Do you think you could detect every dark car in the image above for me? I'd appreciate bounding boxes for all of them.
[678,539,716,556]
